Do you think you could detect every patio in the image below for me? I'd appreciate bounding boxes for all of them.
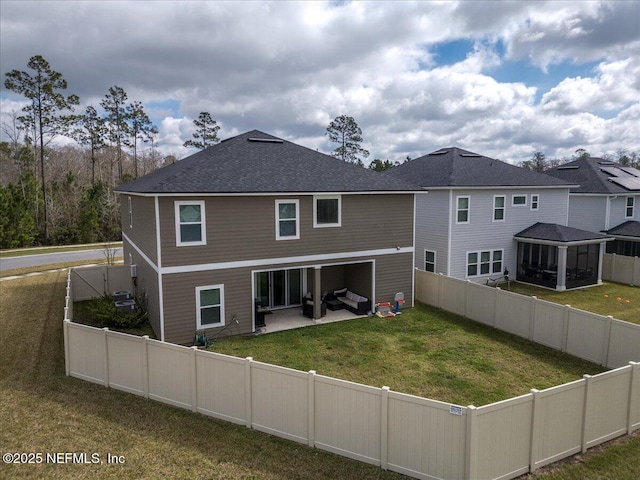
[255,306,363,334]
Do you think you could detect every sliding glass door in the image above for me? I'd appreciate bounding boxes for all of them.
[255,269,303,309]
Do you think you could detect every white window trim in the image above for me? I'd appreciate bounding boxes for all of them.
[493,195,505,222]
[425,249,436,272]
[625,196,635,218]
[456,196,470,224]
[531,194,540,211]
[275,199,300,240]
[313,195,342,228]
[196,284,225,329]
[128,196,133,229]
[512,194,527,207]
[466,249,503,278]
[175,200,206,246]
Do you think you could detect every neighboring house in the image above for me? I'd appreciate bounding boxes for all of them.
[545,158,640,257]
[385,147,612,290]
[115,130,421,344]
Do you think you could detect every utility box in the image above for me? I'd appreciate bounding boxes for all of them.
[115,299,136,313]
[113,290,131,302]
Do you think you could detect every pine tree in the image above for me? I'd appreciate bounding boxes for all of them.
[325,115,369,165]
[183,111,220,150]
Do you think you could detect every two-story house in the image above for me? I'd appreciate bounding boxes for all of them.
[385,147,612,290]
[545,157,640,257]
[115,130,421,344]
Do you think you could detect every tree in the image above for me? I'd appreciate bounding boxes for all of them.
[101,85,129,183]
[4,55,79,244]
[74,106,107,186]
[183,111,220,150]
[325,115,370,165]
[126,100,156,178]
[520,151,548,172]
[573,148,590,160]
[368,159,398,172]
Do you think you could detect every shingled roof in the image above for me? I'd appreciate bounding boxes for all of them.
[514,223,612,243]
[604,220,640,239]
[116,130,420,195]
[384,147,573,188]
[545,157,640,194]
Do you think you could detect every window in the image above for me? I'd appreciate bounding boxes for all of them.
[493,196,505,221]
[128,196,133,228]
[467,250,502,277]
[314,195,341,227]
[196,285,225,329]
[425,250,436,272]
[626,197,635,218]
[456,196,470,223]
[531,194,539,211]
[175,201,206,246]
[276,199,299,240]
[512,195,527,206]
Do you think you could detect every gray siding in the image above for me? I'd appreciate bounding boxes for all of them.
[609,194,640,229]
[448,188,570,282]
[121,195,158,264]
[160,251,413,345]
[567,195,608,232]
[415,191,450,274]
[158,194,414,268]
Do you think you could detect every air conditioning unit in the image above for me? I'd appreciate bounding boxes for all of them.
[115,300,136,313]
[113,290,131,302]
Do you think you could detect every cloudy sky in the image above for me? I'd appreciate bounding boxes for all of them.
[1,0,639,165]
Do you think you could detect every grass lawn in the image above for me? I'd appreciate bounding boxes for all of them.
[1,271,637,479]
[508,281,640,324]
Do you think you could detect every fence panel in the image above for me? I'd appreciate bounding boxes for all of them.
[602,254,640,285]
[565,309,608,365]
[530,380,585,470]
[106,332,145,396]
[251,361,310,444]
[607,321,640,368]
[440,276,467,317]
[531,300,566,350]
[147,340,193,409]
[495,290,531,338]
[415,268,440,306]
[387,392,467,480]
[195,351,247,425]
[66,322,107,385]
[71,265,132,301]
[465,282,496,326]
[631,363,640,432]
[584,368,632,449]
[473,395,533,480]
[314,376,382,465]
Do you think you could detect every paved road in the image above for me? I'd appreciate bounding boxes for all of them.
[0,248,123,272]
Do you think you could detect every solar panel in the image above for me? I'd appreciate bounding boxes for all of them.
[600,166,623,177]
[620,167,640,178]
[429,150,447,155]
[558,166,579,170]
[609,177,640,191]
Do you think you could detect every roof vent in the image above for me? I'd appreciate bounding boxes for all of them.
[460,153,481,157]
[248,137,283,143]
[598,161,616,165]
[557,166,580,170]
[429,150,447,155]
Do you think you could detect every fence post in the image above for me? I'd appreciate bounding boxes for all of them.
[562,305,571,353]
[142,336,149,399]
[529,389,540,473]
[628,362,639,434]
[308,370,316,448]
[493,287,501,327]
[635,257,640,285]
[465,405,478,479]
[245,357,253,429]
[190,346,198,413]
[64,320,70,377]
[464,280,470,318]
[529,296,537,341]
[438,273,444,309]
[603,316,614,368]
[103,327,110,388]
[380,386,390,470]
[581,374,592,453]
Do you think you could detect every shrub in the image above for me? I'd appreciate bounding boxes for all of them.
[86,294,147,329]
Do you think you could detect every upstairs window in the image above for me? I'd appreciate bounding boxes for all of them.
[626,197,635,218]
[456,196,470,223]
[531,194,539,210]
[175,201,206,246]
[512,195,527,206]
[314,195,341,227]
[276,199,299,240]
[493,196,505,221]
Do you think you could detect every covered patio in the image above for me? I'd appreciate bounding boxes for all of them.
[514,223,612,291]
[255,305,363,334]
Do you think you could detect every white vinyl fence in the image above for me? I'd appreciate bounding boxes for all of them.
[602,253,640,286]
[415,269,640,369]
[64,268,640,480]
